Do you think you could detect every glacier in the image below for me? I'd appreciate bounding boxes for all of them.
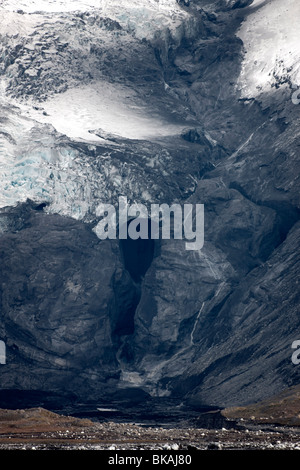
[0,0,200,220]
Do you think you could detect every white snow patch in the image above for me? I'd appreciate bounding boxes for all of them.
[18,82,186,142]
[236,0,300,97]
[97,407,118,412]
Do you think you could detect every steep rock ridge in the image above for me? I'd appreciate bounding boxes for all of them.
[0,0,299,408]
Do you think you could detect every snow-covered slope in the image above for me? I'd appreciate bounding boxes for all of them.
[236,0,300,98]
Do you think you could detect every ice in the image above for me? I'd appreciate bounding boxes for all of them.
[0,99,92,216]
[0,0,98,12]
[0,0,190,40]
[0,1,193,220]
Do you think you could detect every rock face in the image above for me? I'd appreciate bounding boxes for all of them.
[0,202,139,399]
[0,0,300,408]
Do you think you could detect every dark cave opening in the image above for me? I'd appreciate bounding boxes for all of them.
[112,218,158,345]
[112,286,141,338]
[119,218,156,283]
